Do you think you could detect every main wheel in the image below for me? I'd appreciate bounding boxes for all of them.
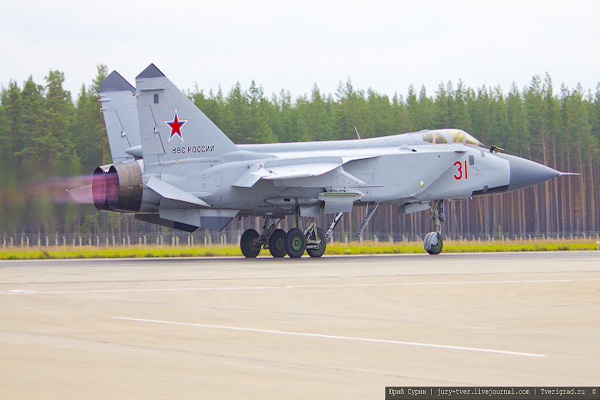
[285,228,306,258]
[268,229,287,258]
[240,229,260,258]
[306,227,326,258]
[425,232,443,255]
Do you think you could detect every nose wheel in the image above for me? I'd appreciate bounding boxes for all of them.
[424,232,443,255]
[424,199,445,255]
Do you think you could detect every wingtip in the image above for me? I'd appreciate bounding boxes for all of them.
[99,71,135,93]
[136,63,166,80]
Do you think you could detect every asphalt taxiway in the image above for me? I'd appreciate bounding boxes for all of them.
[1,252,599,399]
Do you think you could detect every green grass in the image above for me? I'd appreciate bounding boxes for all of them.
[326,240,597,255]
[0,238,597,260]
[0,245,242,260]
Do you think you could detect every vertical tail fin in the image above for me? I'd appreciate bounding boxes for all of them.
[99,71,141,163]
[135,64,237,171]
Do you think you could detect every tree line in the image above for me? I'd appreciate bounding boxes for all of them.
[0,65,598,239]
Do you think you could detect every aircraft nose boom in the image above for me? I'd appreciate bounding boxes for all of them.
[502,154,560,191]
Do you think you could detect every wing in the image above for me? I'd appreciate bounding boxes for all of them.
[232,155,379,188]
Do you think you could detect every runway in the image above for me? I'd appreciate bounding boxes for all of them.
[1,252,599,399]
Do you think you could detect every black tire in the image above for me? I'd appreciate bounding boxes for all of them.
[285,228,306,258]
[240,229,260,258]
[268,229,287,258]
[306,228,326,258]
[426,233,443,255]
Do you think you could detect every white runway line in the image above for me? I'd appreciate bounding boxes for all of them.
[6,278,600,295]
[113,316,547,358]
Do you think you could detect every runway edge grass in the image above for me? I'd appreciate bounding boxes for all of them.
[0,240,597,259]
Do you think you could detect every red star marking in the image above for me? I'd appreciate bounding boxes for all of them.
[164,109,188,143]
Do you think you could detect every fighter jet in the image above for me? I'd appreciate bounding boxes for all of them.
[82,64,567,258]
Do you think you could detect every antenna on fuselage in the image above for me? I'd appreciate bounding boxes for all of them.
[354,125,361,140]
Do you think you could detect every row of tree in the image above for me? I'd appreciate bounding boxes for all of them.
[0,65,598,238]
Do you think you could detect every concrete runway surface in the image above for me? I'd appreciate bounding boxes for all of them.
[1,251,599,399]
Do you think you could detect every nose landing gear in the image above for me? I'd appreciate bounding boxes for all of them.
[424,199,445,255]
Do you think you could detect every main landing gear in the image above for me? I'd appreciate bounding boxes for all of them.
[424,199,444,255]
[240,207,326,259]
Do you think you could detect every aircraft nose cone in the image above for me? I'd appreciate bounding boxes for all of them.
[501,154,560,191]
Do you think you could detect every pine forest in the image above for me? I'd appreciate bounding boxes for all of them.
[0,65,598,242]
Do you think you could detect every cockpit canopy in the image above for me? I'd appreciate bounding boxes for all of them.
[422,129,486,148]
[422,131,447,144]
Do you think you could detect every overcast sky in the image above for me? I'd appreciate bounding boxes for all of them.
[1,0,599,100]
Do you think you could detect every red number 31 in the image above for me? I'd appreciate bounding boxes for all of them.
[454,160,468,180]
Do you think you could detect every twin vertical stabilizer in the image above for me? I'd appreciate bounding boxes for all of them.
[99,71,141,163]
[134,64,237,171]
[100,64,238,168]
[94,64,241,232]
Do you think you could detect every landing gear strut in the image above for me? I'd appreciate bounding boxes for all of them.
[424,199,444,255]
